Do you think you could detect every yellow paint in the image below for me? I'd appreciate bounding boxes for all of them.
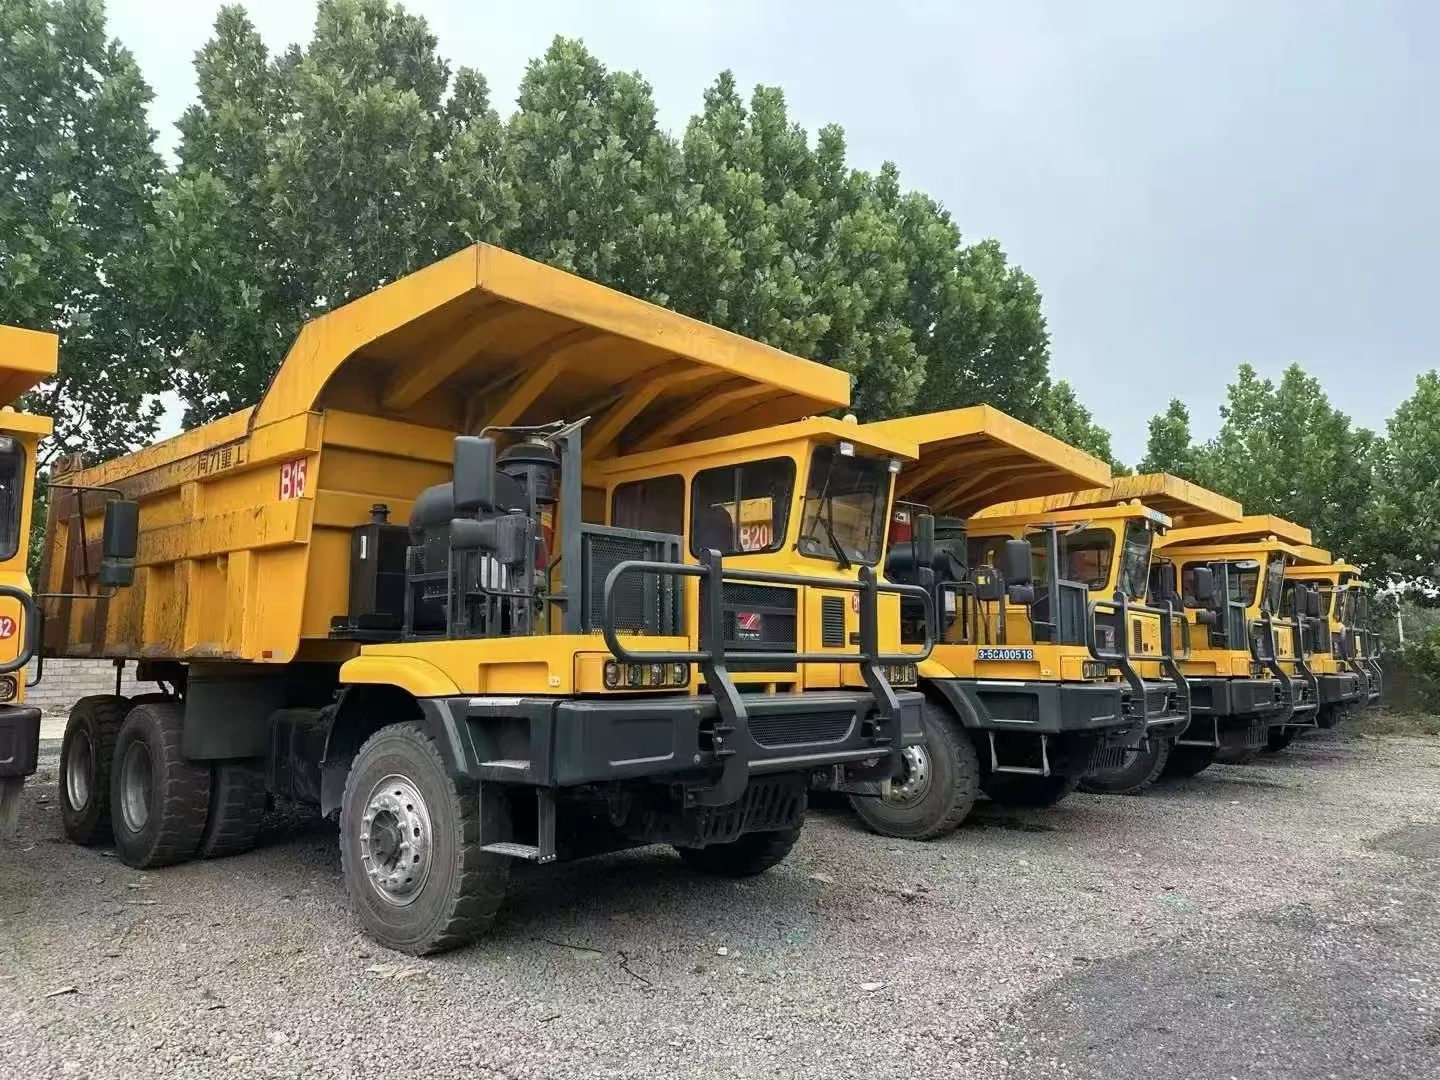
[973,472,1243,529]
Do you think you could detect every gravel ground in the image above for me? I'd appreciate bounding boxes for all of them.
[3,724,1440,1080]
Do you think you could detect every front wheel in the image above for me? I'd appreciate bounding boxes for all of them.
[1264,726,1298,753]
[1162,745,1217,778]
[1079,737,1172,796]
[676,825,802,877]
[848,702,979,839]
[340,722,510,955]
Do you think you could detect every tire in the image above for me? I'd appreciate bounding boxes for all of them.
[59,695,131,846]
[340,722,510,955]
[1079,737,1172,796]
[1263,726,1298,753]
[676,825,802,877]
[1162,745,1217,778]
[110,702,212,869]
[197,760,268,859]
[981,772,1081,809]
[848,701,980,839]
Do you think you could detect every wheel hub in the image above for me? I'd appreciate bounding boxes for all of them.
[358,775,433,906]
[65,730,93,810]
[119,741,152,833]
[880,745,932,806]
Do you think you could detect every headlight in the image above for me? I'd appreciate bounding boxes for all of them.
[1082,660,1108,680]
[627,664,645,687]
[650,663,666,686]
[671,663,690,686]
[0,675,15,703]
[603,660,621,689]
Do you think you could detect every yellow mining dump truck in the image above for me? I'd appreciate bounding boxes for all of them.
[961,472,1244,795]
[837,407,1182,839]
[1151,514,1324,774]
[1283,549,1376,737]
[1339,574,1383,705]
[0,327,56,832]
[38,245,931,954]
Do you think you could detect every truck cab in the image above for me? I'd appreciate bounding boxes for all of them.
[1285,548,1369,731]
[838,407,1182,839]
[0,326,56,833]
[1154,515,1323,769]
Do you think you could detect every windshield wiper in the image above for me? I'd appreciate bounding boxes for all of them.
[819,509,852,571]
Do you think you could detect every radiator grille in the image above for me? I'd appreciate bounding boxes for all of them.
[821,596,846,647]
[580,526,683,634]
[751,710,854,748]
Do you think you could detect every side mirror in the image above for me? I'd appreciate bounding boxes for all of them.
[1306,589,1323,619]
[1000,538,1032,587]
[98,499,139,589]
[1155,562,1178,605]
[914,513,936,570]
[453,436,497,515]
[1287,583,1308,619]
[1191,566,1216,607]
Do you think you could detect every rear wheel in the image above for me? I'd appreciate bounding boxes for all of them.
[982,772,1081,809]
[340,722,510,955]
[1079,737,1172,796]
[676,825,802,877]
[197,760,268,859]
[110,702,212,868]
[59,695,130,846]
[1162,745,1217,778]
[848,702,979,839]
[1264,726,1298,753]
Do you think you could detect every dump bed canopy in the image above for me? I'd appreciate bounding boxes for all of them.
[862,406,1111,519]
[0,325,58,406]
[1158,514,1312,549]
[971,472,1241,528]
[253,244,852,457]
[1289,544,1334,566]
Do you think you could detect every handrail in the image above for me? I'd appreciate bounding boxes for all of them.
[1085,593,1192,719]
[1251,613,1295,724]
[0,584,40,676]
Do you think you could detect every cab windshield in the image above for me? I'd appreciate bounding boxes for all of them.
[1264,555,1286,613]
[1229,560,1261,607]
[1059,528,1114,590]
[1118,522,1153,600]
[797,445,892,567]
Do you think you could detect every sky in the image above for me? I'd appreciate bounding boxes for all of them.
[106,0,1437,464]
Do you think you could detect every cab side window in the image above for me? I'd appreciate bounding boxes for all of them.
[611,475,685,537]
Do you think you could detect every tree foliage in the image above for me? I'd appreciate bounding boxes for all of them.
[0,0,166,462]
[1371,372,1440,582]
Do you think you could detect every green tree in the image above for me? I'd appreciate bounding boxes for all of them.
[1037,378,1120,467]
[1372,371,1440,581]
[0,0,166,462]
[1137,398,1198,478]
[1144,363,1378,563]
[149,0,515,426]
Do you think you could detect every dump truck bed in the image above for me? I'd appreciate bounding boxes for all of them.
[41,245,853,663]
[863,406,1111,518]
[970,472,1242,528]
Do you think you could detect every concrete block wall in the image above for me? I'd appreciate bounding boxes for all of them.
[22,659,151,717]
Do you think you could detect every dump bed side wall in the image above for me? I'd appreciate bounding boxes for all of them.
[43,409,453,663]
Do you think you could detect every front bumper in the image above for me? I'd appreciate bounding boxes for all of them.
[1133,678,1188,738]
[928,677,1134,735]
[417,690,924,788]
[1186,676,1282,719]
[0,705,41,780]
[1317,672,1363,708]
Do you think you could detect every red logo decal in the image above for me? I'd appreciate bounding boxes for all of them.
[0,616,14,640]
[736,612,761,632]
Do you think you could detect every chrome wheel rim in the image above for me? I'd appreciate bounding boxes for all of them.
[358,775,433,906]
[65,730,93,810]
[881,745,933,806]
[119,741,152,832]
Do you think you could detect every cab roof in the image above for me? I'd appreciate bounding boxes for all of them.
[972,472,1241,528]
[0,325,58,407]
[1155,537,1309,562]
[969,502,1173,535]
[1157,514,1312,549]
[252,244,852,457]
[862,406,1111,519]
